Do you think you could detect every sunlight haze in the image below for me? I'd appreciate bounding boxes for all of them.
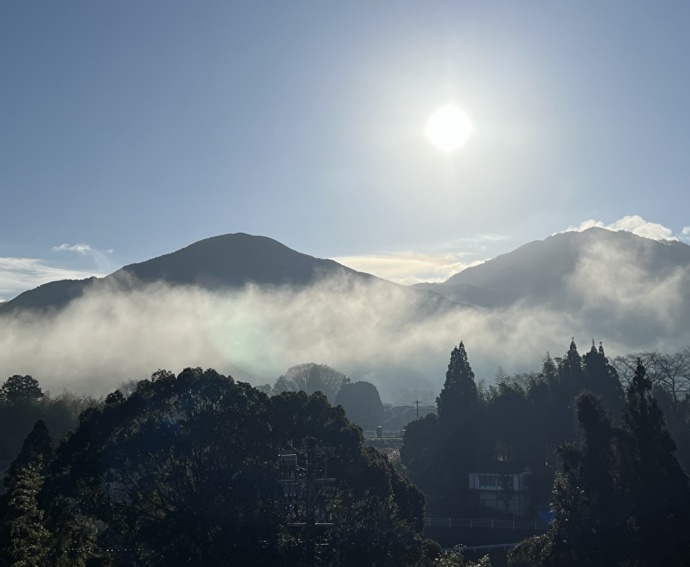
[2,2,690,301]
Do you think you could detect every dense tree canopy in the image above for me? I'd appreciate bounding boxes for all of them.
[0,376,95,462]
[1,368,437,567]
[272,362,350,403]
[334,380,384,430]
[4,338,690,565]
[509,360,690,567]
[0,375,43,405]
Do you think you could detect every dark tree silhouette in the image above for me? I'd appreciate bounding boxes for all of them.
[403,342,482,516]
[0,375,43,405]
[582,341,624,419]
[0,420,54,567]
[273,362,349,402]
[44,368,431,567]
[437,341,479,427]
[510,361,690,567]
[335,381,384,430]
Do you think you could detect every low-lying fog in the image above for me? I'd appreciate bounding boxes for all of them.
[1,238,689,402]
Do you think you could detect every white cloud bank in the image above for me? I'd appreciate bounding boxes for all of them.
[0,243,116,301]
[564,215,679,241]
[333,235,504,285]
[0,278,564,399]
[334,252,484,285]
[1,230,689,402]
[1,218,688,401]
[0,257,103,301]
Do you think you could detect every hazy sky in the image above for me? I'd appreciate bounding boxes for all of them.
[2,1,690,300]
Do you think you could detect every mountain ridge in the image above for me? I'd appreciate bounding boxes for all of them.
[4,228,690,317]
[414,228,690,309]
[0,233,382,314]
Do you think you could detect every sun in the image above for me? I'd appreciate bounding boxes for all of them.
[425,105,473,152]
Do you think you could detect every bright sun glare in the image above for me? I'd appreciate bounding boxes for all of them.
[425,105,473,152]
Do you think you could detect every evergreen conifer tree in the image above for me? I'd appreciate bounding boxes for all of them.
[437,341,479,427]
[4,420,53,492]
[582,342,624,419]
[0,420,54,567]
[3,463,52,567]
[619,359,690,566]
[510,361,690,567]
[559,338,583,392]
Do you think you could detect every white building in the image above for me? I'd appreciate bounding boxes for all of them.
[468,469,532,517]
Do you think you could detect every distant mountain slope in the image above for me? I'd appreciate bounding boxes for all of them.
[0,233,378,314]
[415,228,690,309]
[111,233,374,288]
[0,278,96,314]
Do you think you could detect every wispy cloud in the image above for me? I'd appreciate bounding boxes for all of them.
[563,215,679,241]
[332,234,505,285]
[333,251,485,285]
[53,242,116,272]
[0,257,103,301]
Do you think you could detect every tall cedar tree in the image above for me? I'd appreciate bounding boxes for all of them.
[619,359,690,566]
[0,420,54,567]
[582,342,624,419]
[510,361,690,567]
[436,341,479,427]
[3,464,52,567]
[402,342,481,516]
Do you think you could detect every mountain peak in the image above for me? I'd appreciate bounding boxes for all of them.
[421,227,690,309]
[0,233,372,314]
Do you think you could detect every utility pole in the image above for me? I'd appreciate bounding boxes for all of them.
[279,437,335,567]
[305,437,316,567]
[413,398,423,420]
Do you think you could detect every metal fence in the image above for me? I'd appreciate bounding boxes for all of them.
[424,517,549,532]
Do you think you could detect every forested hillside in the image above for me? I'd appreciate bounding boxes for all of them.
[2,338,689,565]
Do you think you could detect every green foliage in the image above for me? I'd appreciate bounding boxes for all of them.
[510,361,690,566]
[4,420,53,492]
[437,342,479,427]
[4,339,689,564]
[51,506,101,567]
[400,413,441,508]
[3,463,53,567]
[272,362,350,402]
[0,378,96,461]
[335,380,384,429]
[403,342,482,516]
[582,342,624,419]
[433,550,493,567]
[41,368,428,566]
[0,375,43,405]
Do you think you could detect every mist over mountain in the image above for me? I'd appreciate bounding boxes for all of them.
[0,227,689,400]
[0,233,380,314]
[415,227,690,310]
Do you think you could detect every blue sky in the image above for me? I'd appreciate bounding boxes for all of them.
[2,1,690,300]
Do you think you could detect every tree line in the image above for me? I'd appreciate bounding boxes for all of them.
[400,340,690,566]
[1,339,690,565]
[0,368,485,566]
